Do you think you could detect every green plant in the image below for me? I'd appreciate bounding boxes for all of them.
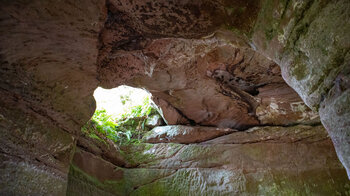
[120,95,130,105]
[120,97,155,119]
[81,122,107,145]
[83,97,158,145]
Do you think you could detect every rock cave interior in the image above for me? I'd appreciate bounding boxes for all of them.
[0,0,349,195]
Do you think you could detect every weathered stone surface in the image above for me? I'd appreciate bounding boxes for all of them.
[252,0,350,109]
[101,0,259,41]
[130,168,349,196]
[145,114,164,128]
[256,83,319,125]
[99,36,317,129]
[67,149,176,196]
[99,38,257,129]
[202,124,328,144]
[0,91,76,195]
[0,0,105,131]
[72,148,124,183]
[77,134,127,168]
[250,0,350,177]
[0,0,106,194]
[67,125,349,196]
[96,0,350,176]
[1,0,349,194]
[320,88,350,178]
[152,97,190,125]
[0,93,76,173]
[143,125,236,144]
[0,154,67,196]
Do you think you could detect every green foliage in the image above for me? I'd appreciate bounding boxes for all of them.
[83,97,158,145]
[81,122,107,144]
[120,97,155,119]
[120,95,130,105]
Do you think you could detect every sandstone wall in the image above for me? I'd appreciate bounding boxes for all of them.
[0,0,349,195]
[0,0,106,194]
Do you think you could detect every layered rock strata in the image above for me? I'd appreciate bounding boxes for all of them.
[0,0,349,194]
[67,125,350,195]
[143,125,236,144]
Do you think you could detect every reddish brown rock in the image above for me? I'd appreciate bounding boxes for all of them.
[143,125,236,144]
[0,0,106,194]
[99,37,317,130]
[72,148,124,182]
[256,83,319,125]
[0,0,349,194]
[97,0,350,176]
[202,125,327,144]
[151,97,190,125]
[99,38,260,129]
[77,135,126,168]
[67,125,349,195]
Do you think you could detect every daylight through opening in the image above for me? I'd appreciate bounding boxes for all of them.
[82,86,164,145]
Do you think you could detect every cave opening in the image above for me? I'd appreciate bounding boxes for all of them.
[1,0,349,195]
[82,85,164,145]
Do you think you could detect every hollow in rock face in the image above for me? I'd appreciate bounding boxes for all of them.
[0,0,349,195]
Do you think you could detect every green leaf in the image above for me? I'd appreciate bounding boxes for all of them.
[83,94,160,145]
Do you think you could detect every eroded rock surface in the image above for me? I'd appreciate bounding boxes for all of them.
[67,125,350,196]
[320,88,350,178]
[256,83,320,125]
[0,0,349,194]
[250,0,350,177]
[97,0,350,175]
[0,0,106,194]
[152,97,190,125]
[202,124,328,144]
[143,125,235,144]
[99,37,318,129]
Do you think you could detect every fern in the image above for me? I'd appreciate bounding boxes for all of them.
[85,97,158,145]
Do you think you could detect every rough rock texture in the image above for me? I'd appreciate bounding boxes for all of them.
[99,37,318,129]
[250,0,350,177]
[319,88,350,179]
[152,97,190,125]
[100,0,259,41]
[76,132,127,168]
[67,125,350,195]
[0,83,76,196]
[0,158,68,196]
[143,125,235,144]
[0,0,349,194]
[202,124,328,144]
[0,0,106,194]
[97,0,350,175]
[256,83,319,125]
[97,0,319,131]
[252,0,350,109]
[0,0,105,131]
